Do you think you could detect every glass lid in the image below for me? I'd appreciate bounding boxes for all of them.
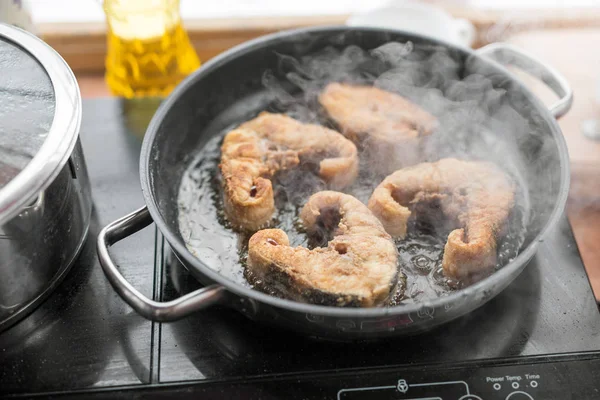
[0,24,81,225]
[0,38,55,188]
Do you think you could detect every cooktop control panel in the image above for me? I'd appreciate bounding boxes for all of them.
[331,355,599,400]
[338,375,538,399]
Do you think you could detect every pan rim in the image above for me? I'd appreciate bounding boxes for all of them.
[140,25,570,318]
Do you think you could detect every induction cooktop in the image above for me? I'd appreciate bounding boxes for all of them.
[0,99,599,399]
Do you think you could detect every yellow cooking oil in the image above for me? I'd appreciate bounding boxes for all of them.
[103,0,200,98]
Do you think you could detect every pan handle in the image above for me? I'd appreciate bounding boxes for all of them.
[97,206,226,322]
[476,43,573,119]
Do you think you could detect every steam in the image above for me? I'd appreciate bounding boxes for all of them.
[262,40,537,194]
[259,39,550,261]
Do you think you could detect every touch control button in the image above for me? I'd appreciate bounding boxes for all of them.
[458,395,484,400]
[506,391,534,400]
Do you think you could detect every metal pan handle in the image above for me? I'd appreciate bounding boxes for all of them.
[97,206,226,322]
[476,42,573,119]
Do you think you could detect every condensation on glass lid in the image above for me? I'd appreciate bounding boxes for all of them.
[0,38,55,189]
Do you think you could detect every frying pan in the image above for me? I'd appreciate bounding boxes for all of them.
[97,27,572,339]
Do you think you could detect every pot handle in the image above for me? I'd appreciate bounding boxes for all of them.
[97,206,226,322]
[476,42,573,119]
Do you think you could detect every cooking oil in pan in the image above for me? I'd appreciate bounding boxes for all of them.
[178,131,529,305]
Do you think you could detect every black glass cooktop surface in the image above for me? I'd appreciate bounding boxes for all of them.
[0,98,599,399]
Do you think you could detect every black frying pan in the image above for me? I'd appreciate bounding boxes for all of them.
[97,27,571,339]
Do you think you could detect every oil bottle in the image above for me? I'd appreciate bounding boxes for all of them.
[103,0,200,98]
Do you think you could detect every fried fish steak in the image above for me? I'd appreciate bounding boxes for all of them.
[319,82,438,171]
[219,112,359,231]
[368,158,515,281]
[247,191,398,307]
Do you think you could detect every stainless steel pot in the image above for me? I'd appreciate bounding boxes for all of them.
[0,24,92,331]
[98,27,572,339]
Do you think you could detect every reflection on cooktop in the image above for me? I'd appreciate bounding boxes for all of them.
[157,215,600,383]
[0,217,111,392]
